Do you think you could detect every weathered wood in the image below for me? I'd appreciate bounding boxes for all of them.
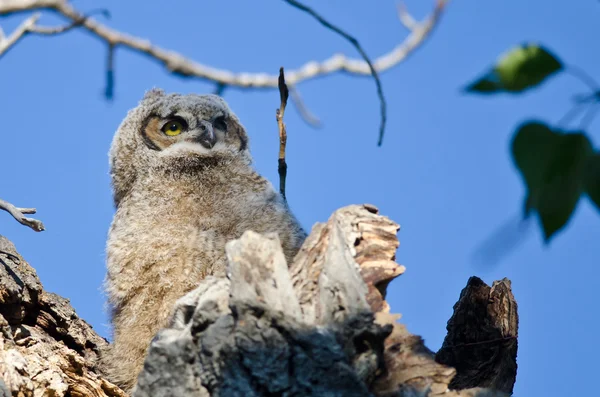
[290,205,375,325]
[133,205,514,396]
[134,230,382,396]
[344,205,458,396]
[0,236,126,397]
[0,205,518,397]
[435,277,519,394]
[227,232,302,321]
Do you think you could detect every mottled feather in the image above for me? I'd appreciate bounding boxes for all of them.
[102,89,306,392]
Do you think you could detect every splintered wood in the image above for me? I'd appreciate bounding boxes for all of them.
[0,204,517,397]
[0,237,126,397]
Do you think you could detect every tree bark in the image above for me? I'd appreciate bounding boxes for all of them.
[0,205,518,396]
[435,277,518,394]
[0,236,125,396]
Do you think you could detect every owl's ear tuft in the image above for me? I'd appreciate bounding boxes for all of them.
[142,88,166,102]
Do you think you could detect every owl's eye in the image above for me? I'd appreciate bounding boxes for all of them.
[161,119,186,136]
[213,116,227,131]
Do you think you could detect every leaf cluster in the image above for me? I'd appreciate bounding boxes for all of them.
[467,44,599,241]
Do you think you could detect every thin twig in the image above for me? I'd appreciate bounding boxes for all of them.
[283,0,386,145]
[0,13,40,58]
[566,65,600,93]
[105,43,115,99]
[288,85,322,128]
[580,103,600,129]
[0,198,45,232]
[557,101,589,128]
[28,14,87,35]
[276,68,289,201]
[0,8,109,57]
[397,3,419,30]
[213,83,227,96]
[573,92,600,104]
[557,92,600,129]
[471,213,532,269]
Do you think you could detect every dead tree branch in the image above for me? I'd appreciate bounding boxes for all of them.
[0,0,446,86]
[288,84,322,127]
[26,8,108,35]
[0,198,44,232]
[0,13,39,58]
[0,0,447,135]
[282,0,387,145]
[276,68,289,201]
[436,277,519,395]
[0,8,109,58]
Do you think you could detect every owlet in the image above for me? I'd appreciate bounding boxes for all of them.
[102,89,306,392]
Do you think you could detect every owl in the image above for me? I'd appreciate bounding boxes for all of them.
[102,89,307,392]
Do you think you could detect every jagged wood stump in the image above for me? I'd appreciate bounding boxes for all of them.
[0,205,518,396]
[436,277,518,394]
[133,205,515,396]
[0,236,126,397]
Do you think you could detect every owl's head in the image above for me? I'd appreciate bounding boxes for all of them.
[109,89,251,206]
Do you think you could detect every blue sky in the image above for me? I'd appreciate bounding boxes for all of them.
[1,1,598,395]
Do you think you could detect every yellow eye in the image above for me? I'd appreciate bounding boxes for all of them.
[162,120,184,136]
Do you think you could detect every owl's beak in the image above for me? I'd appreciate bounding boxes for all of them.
[196,120,217,149]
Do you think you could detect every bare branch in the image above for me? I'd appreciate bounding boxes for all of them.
[213,82,227,96]
[0,13,40,58]
[289,85,322,128]
[0,0,448,141]
[22,8,109,35]
[0,0,62,14]
[371,0,447,72]
[0,7,106,57]
[283,0,387,145]
[566,64,600,94]
[276,68,289,201]
[0,198,44,232]
[105,44,115,99]
[398,2,419,30]
[0,0,446,87]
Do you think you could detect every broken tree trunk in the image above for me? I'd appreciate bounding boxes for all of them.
[0,236,126,397]
[0,204,518,396]
[435,277,518,395]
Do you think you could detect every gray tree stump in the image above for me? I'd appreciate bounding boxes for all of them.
[0,205,518,397]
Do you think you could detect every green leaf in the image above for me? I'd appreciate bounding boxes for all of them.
[511,121,593,242]
[496,44,563,91]
[584,154,600,211]
[465,75,503,93]
[466,44,563,94]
